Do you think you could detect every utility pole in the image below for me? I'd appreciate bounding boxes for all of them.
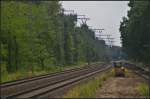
[62,11,91,64]
[92,29,104,40]
[63,9,75,15]
[101,34,115,60]
[61,9,76,65]
[92,28,115,47]
[106,35,114,47]
[101,35,115,47]
[64,10,78,64]
[77,15,90,25]
[76,14,90,65]
[87,26,93,29]
[92,29,115,60]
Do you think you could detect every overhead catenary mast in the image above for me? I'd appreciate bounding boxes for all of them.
[61,9,76,64]
[101,35,115,47]
[76,15,90,25]
[92,28,115,47]
[92,28,104,40]
[77,14,91,64]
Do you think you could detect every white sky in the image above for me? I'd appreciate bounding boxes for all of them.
[61,1,130,46]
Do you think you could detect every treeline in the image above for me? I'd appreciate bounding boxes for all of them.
[1,1,108,74]
[119,1,150,65]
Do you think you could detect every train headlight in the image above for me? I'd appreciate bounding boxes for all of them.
[121,66,124,70]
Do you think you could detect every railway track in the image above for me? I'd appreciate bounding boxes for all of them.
[125,62,149,80]
[1,63,97,88]
[1,63,111,99]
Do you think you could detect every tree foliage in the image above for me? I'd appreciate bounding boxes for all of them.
[1,1,111,75]
[119,1,150,65]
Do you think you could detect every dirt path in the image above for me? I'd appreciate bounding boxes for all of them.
[96,70,147,98]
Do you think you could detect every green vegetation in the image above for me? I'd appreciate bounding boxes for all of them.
[0,1,110,82]
[1,66,63,83]
[119,1,150,65]
[64,69,113,98]
[1,62,89,83]
[0,1,120,82]
[138,83,149,98]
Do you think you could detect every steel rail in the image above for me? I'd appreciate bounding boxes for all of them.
[125,62,149,80]
[1,63,105,98]
[0,63,102,88]
[4,65,110,99]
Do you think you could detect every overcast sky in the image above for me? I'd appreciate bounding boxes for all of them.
[61,1,130,46]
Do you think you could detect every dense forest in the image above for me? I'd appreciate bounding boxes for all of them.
[119,1,150,65]
[1,1,120,79]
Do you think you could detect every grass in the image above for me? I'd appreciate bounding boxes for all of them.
[138,83,150,98]
[1,70,48,83]
[63,68,113,98]
[1,66,74,83]
[1,62,103,83]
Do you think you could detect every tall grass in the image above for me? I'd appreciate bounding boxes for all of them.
[1,70,48,83]
[64,69,113,98]
[138,83,149,98]
[0,62,89,83]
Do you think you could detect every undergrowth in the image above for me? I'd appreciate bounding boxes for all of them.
[1,62,101,83]
[138,83,149,98]
[64,69,113,98]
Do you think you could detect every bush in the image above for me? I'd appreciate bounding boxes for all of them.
[138,83,149,98]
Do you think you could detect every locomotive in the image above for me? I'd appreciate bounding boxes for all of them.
[112,61,125,77]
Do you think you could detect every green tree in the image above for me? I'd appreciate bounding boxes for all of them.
[120,1,150,65]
